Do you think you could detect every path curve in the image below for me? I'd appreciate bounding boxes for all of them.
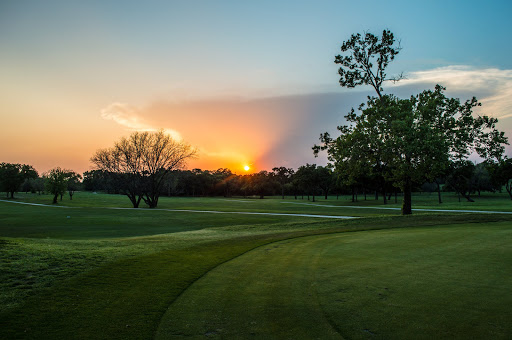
[0,199,355,219]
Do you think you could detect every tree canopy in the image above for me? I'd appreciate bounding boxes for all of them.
[91,130,196,208]
[0,163,38,198]
[315,30,508,215]
[43,167,77,204]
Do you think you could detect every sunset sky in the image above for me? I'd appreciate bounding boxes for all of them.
[1,1,512,175]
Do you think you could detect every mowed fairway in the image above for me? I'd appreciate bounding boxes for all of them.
[157,224,512,339]
[1,193,511,339]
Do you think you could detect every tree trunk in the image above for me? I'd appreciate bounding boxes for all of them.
[435,180,442,204]
[461,191,475,202]
[506,181,512,200]
[52,194,59,204]
[312,194,315,202]
[402,177,412,215]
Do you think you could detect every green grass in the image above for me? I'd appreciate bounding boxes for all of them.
[1,192,511,339]
[155,223,512,339]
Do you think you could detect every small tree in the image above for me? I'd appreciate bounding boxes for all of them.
[272,167,294,199]
[66,171,82,200]
[44,167,73,204]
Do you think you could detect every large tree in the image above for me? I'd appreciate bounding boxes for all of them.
[0,163,38,198]
[91,130,196,208]
[316,30,508,215]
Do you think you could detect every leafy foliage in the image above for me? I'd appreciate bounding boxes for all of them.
[317,30,509,214]
[0,163,37,198]
[335,29,402,98]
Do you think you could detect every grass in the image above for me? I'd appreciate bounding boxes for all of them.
[1,192,511,339]
[156,223,512,339]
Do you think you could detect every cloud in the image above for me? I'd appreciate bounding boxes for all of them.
[99,65,512,171]
[392,66,512,119]
[100,102,182,140]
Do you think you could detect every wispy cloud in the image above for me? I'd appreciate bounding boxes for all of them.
[393,66,512,119]
[100,102,182,140]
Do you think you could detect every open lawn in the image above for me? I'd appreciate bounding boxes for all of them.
[1,192,511,339]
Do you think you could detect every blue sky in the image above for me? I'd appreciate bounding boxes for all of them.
[1,1,511,172]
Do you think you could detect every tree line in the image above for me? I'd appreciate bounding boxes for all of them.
[2,157,511,208]
[0,163,81,203]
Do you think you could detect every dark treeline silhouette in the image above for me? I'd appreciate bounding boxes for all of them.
[0,162,81,202]
[82,165,335,202]
[1,160,511,206]
[81,160,512,203]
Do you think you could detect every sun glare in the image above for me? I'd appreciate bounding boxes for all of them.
[244,165,250,171]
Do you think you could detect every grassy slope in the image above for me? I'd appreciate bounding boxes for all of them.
[156,223,512,339]
[1,192,511,339]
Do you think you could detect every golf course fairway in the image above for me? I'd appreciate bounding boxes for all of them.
[156,223,512,339]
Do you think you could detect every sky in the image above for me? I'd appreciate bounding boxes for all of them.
[1,0,512,175]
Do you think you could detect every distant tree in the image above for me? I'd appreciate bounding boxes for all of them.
[0,163,38,198]
[212,168,236,197]
[295,164,320,201]
[248,171,274,199]
[445,161,476,202]
[472,163,493,196]
[272,167,294,199]
[315,166,332,200]
[33,177,45,195]
[489,158,512,199]
[83,170,119,193]
[91,130,196,208]
[44,167,74,204]
[66,171,82,200]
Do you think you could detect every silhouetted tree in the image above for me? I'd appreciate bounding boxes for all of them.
[91,130,196,208]
[0,163,38,198]
[66,171,82,200]
[445,161,476,202]
[272,166,294,199]
[44,167,75,204]
[489,158,512,199]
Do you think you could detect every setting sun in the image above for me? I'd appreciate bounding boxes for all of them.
[244,165,250,171]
